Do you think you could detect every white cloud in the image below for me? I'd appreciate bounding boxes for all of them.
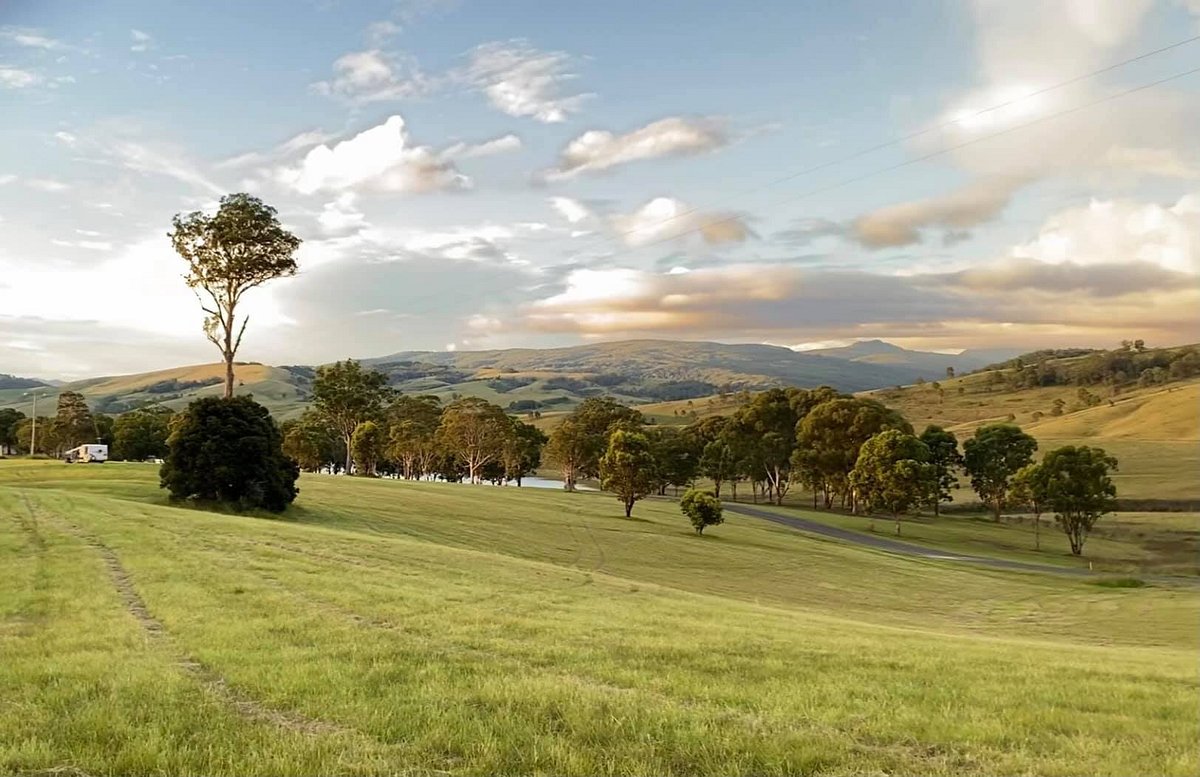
[541,116,727,181]
[366,20,402,45]
[278,115,468,195]
[316,193,367,235]
[53,131,78,147]
[610,196,750,247]
[130,29,153,53]
[1010,192,1200,275]
[0,66,40,89]
[0,174,16,186]
[549,196,591,224]
[461,40,589,123]
[0,27,64,50]
[312,49,433,104]
[440,133,522,160]
[26,178,70,192]
[51,239,113,251]
[105,139,224,195]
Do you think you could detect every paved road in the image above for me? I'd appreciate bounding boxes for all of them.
[725,503,1097,577]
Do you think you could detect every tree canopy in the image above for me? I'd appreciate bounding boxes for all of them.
[599,429,657,518]
[962,424,1038,521]
[169,193,301,399]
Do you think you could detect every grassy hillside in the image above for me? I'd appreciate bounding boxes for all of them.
[2,460,1197,775]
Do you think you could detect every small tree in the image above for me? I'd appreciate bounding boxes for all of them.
[850,430,934,535]
[599,429,657,517]
[698,438,735,497]
[160,396,298,512]
[680,488,723,535]
[1009,463,1046,550]
[919,425,962,517]
[1040,446,1118,556]
[963,424,1038,521]
[350,420,384,476]
[169,193,301,399]
[0,408,25,455]
[501,419,547,485]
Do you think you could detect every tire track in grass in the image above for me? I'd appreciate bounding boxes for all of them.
[20,492,354,738]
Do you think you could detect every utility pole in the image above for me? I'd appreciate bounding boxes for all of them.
[23,391,45,456]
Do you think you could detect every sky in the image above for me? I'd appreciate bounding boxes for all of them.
[1,0,1199,379]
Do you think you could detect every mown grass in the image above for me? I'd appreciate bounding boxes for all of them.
[2,461,1198,776]
[747,501,1200,577]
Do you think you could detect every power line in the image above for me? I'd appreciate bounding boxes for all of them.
[604,63,1200,257]
[599,33,1200,248]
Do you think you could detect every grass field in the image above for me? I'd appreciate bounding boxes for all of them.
[2,461,1198,775]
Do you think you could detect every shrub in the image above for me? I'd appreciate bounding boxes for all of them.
[160,396,298,512]
[680,488,724,535]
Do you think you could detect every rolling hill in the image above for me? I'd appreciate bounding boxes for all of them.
[1,339,1003,420]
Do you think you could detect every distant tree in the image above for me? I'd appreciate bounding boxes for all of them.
[850,430,934,535]
[794,396,910,510]
[437,397,511,483]
[945,366,955,379]
[919,425,962,517]
[386,395,443,479]
[52,391,95,452]
[160,396,298,512]
[1038,446,1118,556]
[311,359,391,473]
[350,420,385,476]
[1050,398,1066,416]
[698,438,736,497]
[281,411,338,472]
[112,406,173,461]
[546,398,642,490]
[501,419,547,485]
[0,408,25,455]
[647,426,700,495]
[962,424,1038,521]
[16,416,55,456]
[680,488,723,535]
[169,193,300,399]
[1008,463,1046,550]
[93,414,115,448]
[600,429,657,517]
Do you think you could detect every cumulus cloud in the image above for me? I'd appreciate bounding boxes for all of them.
[312,49,433,104]
[852,176,1027,248]
[130,28,153,53]
[541,117,727,181]
[610,196,750,247]
[461,39,590,123]
[1011,192,1199,275]
[941,259,1193,297]
[316,193,367,235]
[278,115,468,195]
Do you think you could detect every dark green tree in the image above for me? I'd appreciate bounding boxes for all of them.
[501,419,547,485]
[850,430,935,535]
[680,488,724,535]
[170,193,301,399]
[52,391,95,452]
[794,397,911,510]
[436,397,511,483]
[963,424,1039,521]
[600,429,657,517]
[386,395,443,479]
[160,396,299,512]
[919,425,962,517]
[350,420,385,477]
[112,406,173,461]
[0,408,25,455]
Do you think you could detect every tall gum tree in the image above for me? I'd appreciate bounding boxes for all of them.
[170,193,301,399]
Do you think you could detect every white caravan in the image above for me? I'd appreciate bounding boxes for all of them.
[63,444,108,463]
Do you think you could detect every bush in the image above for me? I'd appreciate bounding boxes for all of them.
[160,396,298,512]
[680,488,724,535]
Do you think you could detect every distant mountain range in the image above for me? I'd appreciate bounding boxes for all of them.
[0,338,1029,419]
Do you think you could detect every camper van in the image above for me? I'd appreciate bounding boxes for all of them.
[63,444,108,463]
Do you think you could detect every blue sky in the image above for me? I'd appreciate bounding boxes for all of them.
[1,0,1198,378]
